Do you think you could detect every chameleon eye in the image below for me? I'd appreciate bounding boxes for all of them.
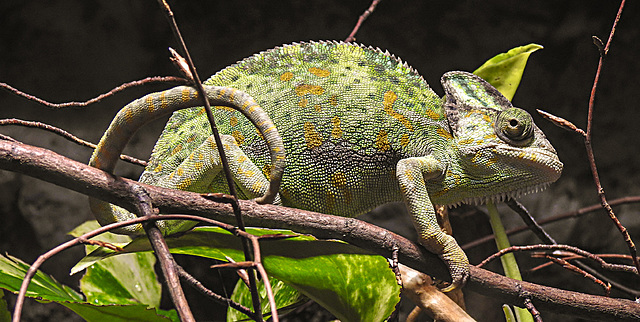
[494,108,534,146]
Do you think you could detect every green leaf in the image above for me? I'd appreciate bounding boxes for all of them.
[227,276,304,322]
[69,221,162,308]
[76,226,401,322]
[473,43,543,100]
[0,253,177,321]
[0,254,84,303]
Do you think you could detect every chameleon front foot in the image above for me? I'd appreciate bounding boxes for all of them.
[438,252,470,292]
[418,233,470,292]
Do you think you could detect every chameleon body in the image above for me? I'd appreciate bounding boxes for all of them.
[89,41,563,288]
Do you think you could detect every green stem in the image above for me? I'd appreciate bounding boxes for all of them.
[487,201,533,322]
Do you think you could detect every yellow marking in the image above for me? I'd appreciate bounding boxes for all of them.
[153,164,162,173]
[376,129,391,151]
[237,167,255,177]
[295,84,325,96]
[436,128,453,140]
[401,133,410,147]
[186,135,196,143]
[425,109,441,120]
[171,144,183,156]
[194,161,203,170]
[145,94,155,113]
[217,87,226,100]
[176,178,191,190]
[251,181,265,192]
[280,72,294,81]
[263,126,276,133]
[329,95,338,106]
[304,122,323,149]
[332,172,352,204]
[247,105,257,114]
[314,104,322,112]
[237,155,248,162]
[216,105,235,112]
[309,67,330,77]
[484,133,496,140]
[404,168,414,182]
[230,116,238,127]
[229,88,237,102]
[181,88,191,102]
[331,116,342,138]
[383,91,413,131]
[458,138,474,145]
[242,100,251,109]
[482,114,492,123]
[232,130,245,145]
[262,164,272,179]
[197,107,206,115]
[298,98,308,108]
[176,167,184,176]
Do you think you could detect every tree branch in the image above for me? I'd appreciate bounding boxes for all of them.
[1,139,640,321]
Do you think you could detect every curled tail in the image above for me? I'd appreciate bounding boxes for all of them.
[89,85,285,234]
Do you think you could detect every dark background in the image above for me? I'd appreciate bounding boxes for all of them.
[1,1,639,321]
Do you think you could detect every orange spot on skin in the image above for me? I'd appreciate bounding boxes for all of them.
[309,67,330,77]
[401,133,410,147]
[437,128,453,140]
[303,122,323,149]
[232,130,245,145]
[296,84,325,96]
[298,98,308,108]
[376,130,391,151]
[383,91,413,131]
[331,116,342,138]
[329,95,338,106]
[230,116,238,127]
[280,72,294,81]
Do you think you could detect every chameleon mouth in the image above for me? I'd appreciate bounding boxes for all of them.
[449,182,552,207]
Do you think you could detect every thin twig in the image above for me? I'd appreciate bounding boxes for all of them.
[0,118,147,167]
[542,255,611,296]
[506,199,556,245]
[478,244,637,274]
[155,0,265,319]
[0,76,188,109]
[345,0,381,42]
[582,0,639,276]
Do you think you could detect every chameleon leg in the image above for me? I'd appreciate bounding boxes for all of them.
[396,156,469,291]
[154,134,278,202]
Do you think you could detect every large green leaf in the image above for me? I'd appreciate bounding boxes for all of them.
[75,226,401,322]
[0,254,84,303]
[0,253,177,322]
[473,43,543,100]
[69,221,161,307]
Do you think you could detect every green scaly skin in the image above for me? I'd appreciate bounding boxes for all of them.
[89,41,563,289]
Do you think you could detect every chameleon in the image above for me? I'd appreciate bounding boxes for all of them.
[88,41,563,289]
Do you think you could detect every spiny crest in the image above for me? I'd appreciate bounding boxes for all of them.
[221,40,427,84]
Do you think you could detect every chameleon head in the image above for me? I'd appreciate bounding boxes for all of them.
[434,71,563,206]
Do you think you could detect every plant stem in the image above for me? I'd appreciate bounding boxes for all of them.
[487,201,533,322]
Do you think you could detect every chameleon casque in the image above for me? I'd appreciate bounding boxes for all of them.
[89,41,563,289]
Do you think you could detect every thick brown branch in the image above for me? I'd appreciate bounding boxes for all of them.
[1,139,640,321]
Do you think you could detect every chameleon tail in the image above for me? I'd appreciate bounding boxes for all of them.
[88,85,285,233]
